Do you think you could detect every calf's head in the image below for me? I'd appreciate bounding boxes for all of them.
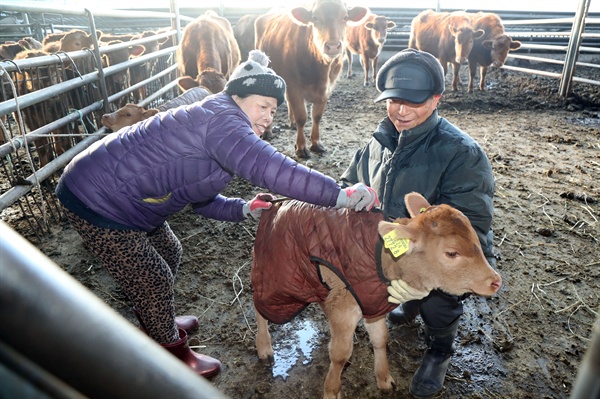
[291,0,369,59]
[378,192,501,297]
[101,103,158,132]
[367,15,396,45]
[484,34,521,68]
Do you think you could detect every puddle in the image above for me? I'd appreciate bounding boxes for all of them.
[271,319,320,380]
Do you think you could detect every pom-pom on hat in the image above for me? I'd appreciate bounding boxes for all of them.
[225,50,286,106]
[374,48,445,104]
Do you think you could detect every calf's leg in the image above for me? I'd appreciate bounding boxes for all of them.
[364,316,395,392]
[254,305,274,365]
[320,290,362,399]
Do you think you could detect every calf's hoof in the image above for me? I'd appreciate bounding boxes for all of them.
[377,375,396,393]
[258,353,275,366]
[310,143,326,155]
[295,146,311,159]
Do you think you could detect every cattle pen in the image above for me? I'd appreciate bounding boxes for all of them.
[1,2,599,399]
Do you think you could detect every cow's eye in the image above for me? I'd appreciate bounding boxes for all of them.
[445,251,458,258]
[126,113,131,117]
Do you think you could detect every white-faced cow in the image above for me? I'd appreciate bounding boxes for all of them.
[255,0,369,159]
[252,192,502,399]
[176,10,241,82]
[467,12,522,92]
[409,9,484,91]
[344,13,396,86]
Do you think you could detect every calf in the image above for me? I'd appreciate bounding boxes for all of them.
[176,10,241,81]
[409,9,484,91]
[101,40,145,106]
[255,0,369,158]
[467,12,521,92]
[101,87,212,132]
[344,13,396,86]
[252,192,501,399]
[0,37,43,60]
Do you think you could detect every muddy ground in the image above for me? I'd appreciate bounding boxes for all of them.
[7,57,600,398]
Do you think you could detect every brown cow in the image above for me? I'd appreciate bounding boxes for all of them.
[467,12,522,92]
[344,13,396,86]
[233,14,260,60]
[13,49,68,167]
[101,40,145,105]
[0,37,43,60]
[42,29,99,53]
[409,9,484,91]
[176,10,241,81]
[129,30,172,103]
[255,0,369,158]
[252,193,502,398]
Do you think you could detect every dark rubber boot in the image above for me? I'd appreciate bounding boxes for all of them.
[388,301,420,325]
[162,328,221,378]
[410,319,460,398]
[133,307,199,334]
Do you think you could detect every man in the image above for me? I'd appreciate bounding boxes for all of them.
[340,48,496,398]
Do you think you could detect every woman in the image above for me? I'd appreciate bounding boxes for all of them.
[55,50,379,378]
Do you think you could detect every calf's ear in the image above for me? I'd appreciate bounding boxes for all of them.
[405,192,431,218]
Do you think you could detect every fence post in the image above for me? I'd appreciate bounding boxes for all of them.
[85,8,111,113]
[559,0,591,97]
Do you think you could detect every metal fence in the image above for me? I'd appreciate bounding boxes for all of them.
[0,1,599,239]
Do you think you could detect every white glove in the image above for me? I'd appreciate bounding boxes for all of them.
[387,279,430,304]
[336,183,380,211]
[242,193,276,219]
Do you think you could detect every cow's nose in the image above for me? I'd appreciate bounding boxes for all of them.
[324,41,342,55]
[492,61,503,67]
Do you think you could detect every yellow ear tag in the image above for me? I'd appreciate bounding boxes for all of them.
[419,207,427,214]
[382,229,410,258]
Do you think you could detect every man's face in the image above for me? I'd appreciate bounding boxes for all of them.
[386,95,441,132]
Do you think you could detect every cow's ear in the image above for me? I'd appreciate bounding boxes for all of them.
[177,76,199,92]
[365,22,375,30]
[144,109,159,118]
[405,192,431,218]
[387,21,396,29]
[348,7,369,23]
[290,7,313,25]
[510,40,522,50]
[482,40,493,49]
[130,45,145,57]
[378,221,416,255]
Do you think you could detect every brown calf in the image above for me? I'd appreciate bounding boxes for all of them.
[345,13,396,86]
[255,0,369,158]
[409,9,484,91]
[252,193,501,399]
[176,10,241,81]
[467,12,522,92]
[101,40,145,105]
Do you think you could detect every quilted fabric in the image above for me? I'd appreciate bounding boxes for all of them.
[252,200,397,324]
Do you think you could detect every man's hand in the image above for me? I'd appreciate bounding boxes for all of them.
[387,279,430,304]
[336,183,380,211]
[243,193,276,219]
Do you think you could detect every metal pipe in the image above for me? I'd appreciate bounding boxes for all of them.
[0,221,229,399]
[560,0,591,96]
[569,312,600,399]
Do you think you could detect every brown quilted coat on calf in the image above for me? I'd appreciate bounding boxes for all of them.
[252,200,397,324]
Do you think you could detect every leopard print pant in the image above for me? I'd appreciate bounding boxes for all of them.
[64,208,182,344]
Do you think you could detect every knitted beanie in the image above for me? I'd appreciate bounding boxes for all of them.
[224,50,286,106]
[375,48,445,104]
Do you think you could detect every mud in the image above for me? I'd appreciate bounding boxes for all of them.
[11,58,600,398]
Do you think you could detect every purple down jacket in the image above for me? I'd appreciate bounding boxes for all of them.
[59,93,340,231]
[252,200,397,324]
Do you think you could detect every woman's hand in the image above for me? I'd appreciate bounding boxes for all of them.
[335,183,380,211]
[243,193,276,219]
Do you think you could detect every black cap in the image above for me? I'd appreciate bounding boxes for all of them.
[375,49,445,104]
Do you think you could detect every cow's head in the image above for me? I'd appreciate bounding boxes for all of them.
[101,103,158,132]
[378,192,502,297]
[366,15,396,45]
[59,29,101,52]
[449,24,484,64]
[290,0,369,59]
[483,34,522,68]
